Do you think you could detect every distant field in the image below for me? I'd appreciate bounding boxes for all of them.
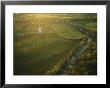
[14,13,97,75]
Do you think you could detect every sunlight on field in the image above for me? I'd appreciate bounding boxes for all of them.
[14,13,97,75]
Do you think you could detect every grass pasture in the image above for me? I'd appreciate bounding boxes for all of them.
[14,13,97,75]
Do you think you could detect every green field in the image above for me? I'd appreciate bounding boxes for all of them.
[14,13,97,75]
